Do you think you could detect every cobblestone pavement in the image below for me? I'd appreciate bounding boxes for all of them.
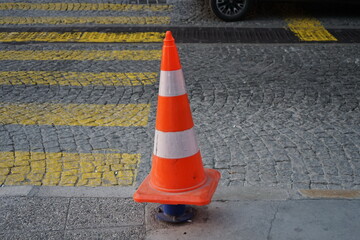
[0,0,359,190]
[0,42,359,189]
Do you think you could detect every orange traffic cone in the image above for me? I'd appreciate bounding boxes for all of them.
[133,31,220,206]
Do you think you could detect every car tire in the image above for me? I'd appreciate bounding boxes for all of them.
[210,0,253,22]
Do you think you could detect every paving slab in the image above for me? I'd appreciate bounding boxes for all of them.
[0,197,69,232]
[66,198,144,230]
[34,186,135,198]
[146,201,279,240]
[270,200,360,240]
[64,226,145,240]
[1,186,360,239]
[0,230,64,240]
[0,196,146,239]
[146,199,360,240]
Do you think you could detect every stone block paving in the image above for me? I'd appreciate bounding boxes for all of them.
[0,0,359,190]
[179,44,360,189]
[0,42,359,190]
[0,43,160,187]
[0,151,139,187]
[0,2,360,240]
[0,0,172,26]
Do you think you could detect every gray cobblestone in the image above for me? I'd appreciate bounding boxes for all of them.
[1,42,359,189]
[181,44,359,189]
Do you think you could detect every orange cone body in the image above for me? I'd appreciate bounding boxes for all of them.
[133,31,220,206]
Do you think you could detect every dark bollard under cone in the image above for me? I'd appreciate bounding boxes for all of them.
[156,204,194,223]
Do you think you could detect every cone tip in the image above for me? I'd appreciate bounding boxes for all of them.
[161,31,181,71]
[164,31,175,46]
[165,31,173,40]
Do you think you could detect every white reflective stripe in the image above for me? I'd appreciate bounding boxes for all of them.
[159,69,187,97]
[153,128,199,159]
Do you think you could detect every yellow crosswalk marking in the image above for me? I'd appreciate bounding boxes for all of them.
[0,103,151,127]
[0,3,172,11]
[280,4,337,42]
[0,50,161,61]
[0,32,165,43]
[0,16,171,25]
[0,71,157,86]
[0,151,140,186]
[286,17,337,41]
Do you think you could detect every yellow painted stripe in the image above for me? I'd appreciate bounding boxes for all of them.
[286,17,337,41]
[0,151,140,186]
[0,16,170,25]
[0,32,165,43]
[0,103,150,127]
[299,190,360,199]
[0,71,158,86]
[0,50,161,61]
[280,4,336,42]
[0,3,172,11]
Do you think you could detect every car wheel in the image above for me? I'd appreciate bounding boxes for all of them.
[210,0,253,22]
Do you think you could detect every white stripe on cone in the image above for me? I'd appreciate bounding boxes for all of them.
[159,69,187,97]
[153,128,200,159]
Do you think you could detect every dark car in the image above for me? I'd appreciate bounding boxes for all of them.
[210,0,359,22]
[210,0,254,22]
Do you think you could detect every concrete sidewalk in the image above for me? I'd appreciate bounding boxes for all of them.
[1,186,359,240]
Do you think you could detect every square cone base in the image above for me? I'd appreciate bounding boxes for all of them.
[133,168,220,206]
